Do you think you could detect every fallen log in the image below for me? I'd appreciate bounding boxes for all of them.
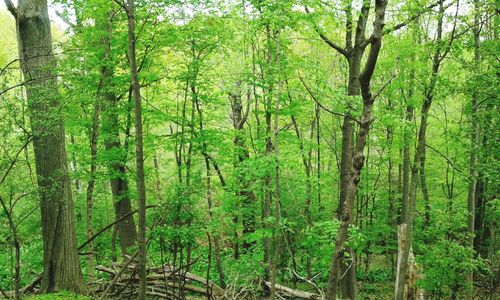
[264,281,320,300]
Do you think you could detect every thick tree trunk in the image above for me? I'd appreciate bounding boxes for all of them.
[126,0,148,298]
[8,0,85,292]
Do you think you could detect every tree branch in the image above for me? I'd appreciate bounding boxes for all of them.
[4,0,17,17]
[383,1,441,35]
[372,57,400,100]
[78,205,156,251]
[304,6,349,58]
[298,75,361,125]
[426,144,462,173]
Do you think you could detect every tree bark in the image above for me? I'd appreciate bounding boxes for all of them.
[395,2,446,299]
[125,0,148,298]
[229,83,257,253]
[466,0,481,297]
[98,9,138,256]
[7,0,85,292]
[85,98,100,280]
[325,1,388,299]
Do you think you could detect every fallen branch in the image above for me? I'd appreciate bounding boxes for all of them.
[78,205,156,251]
[264,281,320,300]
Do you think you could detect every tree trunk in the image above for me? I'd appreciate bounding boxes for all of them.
[326,1,388,298]
[395,2,446,298]
[85,98,100,280]
[98,10,138,256]
[401,106,414,224]
[420,154,431,226]
[8,0,85,292]
[126,0,148,298]
[204,157,226,288]
[466,0,481,297]
[229,83,257,253]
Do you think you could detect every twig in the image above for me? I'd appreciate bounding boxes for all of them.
[298,75,361,125]
[78,205,156,251]
[98,251,139,300]
[372,57,400,100]
[425,144,462,173]
[0,136,32,186]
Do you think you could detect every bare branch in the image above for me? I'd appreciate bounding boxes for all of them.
[304,6,349,58]
[373,57,400,100]
[426,144,463,173]
[298,74,361,125]
[318,32,349,58]
[0,136,33,186]
[383,1,441,35]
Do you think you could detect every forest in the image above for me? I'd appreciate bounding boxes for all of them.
[0,0,498,299]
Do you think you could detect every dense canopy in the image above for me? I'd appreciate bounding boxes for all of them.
[0,0,498,299]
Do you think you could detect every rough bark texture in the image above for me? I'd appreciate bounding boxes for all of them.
[229,83,257,252]
[325,1,388,299]
[9,0,85,293]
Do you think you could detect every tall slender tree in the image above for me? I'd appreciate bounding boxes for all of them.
[322,1,389,298]
[123,0,147,298]
[466,0,482,298]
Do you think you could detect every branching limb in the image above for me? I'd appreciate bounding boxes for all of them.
[304,6,349,58]
[4,0,17,17]
[383,1,442,35]
[298,74,361,125]
[372,57,400,100]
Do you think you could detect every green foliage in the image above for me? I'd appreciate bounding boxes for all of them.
[0,0,498,298]
[25,292,93,300]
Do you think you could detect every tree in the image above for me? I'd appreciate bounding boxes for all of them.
[395,1,458,298]
[4,0,85,293]
[123,0,148,298]
[310,1,389,298]
[465,0,481,297]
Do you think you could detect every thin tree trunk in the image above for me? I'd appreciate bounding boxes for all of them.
[420,154,431,226]
[85,98,101,280]
[0,196,21,300]
[6,0,86,292]
[466,0,481,297]
[401,106,414,224]
[99,8,138,256]
[269,33,283,300]
[204,158,226,288]
[70,135,81,193]
[262,22,275,296]
[395,2,448,298]
[125,0,147,298]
